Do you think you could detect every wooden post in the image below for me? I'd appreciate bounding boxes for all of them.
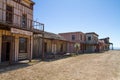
[29,36,32,62]
[9,35,13,64]
[0,35,2,63]
[14,37,19,62]
[42,24,45,60]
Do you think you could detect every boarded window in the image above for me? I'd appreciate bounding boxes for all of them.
[19,38,27,53]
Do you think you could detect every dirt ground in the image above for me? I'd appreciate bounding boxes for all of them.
[0,50,120,80]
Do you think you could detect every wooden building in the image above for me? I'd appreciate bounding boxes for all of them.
[100,37,113,51]
[33,32,68,59]
[59,32,86,53]
[0,0,43,64]
[85,32,99,53]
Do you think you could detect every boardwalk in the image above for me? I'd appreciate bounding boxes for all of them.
[0,50,120,80]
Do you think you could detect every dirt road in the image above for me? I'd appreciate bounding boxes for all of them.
[0,50,120,80]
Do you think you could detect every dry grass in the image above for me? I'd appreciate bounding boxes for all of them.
[0,50,120,80]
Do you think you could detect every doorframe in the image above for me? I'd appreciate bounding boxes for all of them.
[1,35,15,64]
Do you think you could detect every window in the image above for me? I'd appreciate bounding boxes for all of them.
[19,38,27,53]
[22,14,27,27]
[72,35,75,40]
[6,5,13,23]
[88,36,91,41]
[80,35,82,40]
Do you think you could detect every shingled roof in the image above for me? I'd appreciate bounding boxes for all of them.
[44,31,66,41]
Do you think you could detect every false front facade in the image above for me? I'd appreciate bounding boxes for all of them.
[0,0,43,64]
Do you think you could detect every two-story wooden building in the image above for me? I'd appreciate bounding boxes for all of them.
[85,32,99,53]
[0,0,43,64]
[100,37,113,51]
[59,32,86,53]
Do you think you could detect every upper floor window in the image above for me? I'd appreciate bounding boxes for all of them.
[21,14,27,27]
[6,5,13,24]
[72,35,75,40]
[80,35,82,40]
[88,36,91,41]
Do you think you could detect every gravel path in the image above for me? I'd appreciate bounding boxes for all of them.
[0,50,120,80]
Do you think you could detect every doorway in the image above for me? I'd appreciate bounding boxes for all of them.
[44,42,47,53]
[1,35,14,62]
[1,42,11,62]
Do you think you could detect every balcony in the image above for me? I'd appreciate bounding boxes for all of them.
[32,21,44,34]
[0,19,44,33]
[85,40,98,45]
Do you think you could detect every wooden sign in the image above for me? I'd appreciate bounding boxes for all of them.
[11,28,33,36]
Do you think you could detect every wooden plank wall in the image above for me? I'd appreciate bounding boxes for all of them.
[33,35,43,58]
[0,0,33,29]
[0,30,32,62]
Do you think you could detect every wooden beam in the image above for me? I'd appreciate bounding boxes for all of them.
[0,35,2,63]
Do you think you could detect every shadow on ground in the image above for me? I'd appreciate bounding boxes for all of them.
[0,59,41,74]
[0,52,105,74]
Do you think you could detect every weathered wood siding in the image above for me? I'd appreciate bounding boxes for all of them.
[0,30,32,62]
[0,0,33,29]
[33,35,42,58]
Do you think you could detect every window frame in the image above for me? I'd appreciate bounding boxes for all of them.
[19,37,27,53]
[72,35,75,40]
[21,14,27,28]
[88,36,91,41]
[6,5,13,24]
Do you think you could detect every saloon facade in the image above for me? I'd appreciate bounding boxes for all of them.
[0,0,43,63]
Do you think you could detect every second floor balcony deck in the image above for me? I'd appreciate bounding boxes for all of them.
[0,18,44,34]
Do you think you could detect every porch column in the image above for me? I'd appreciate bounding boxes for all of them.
[0,35,2,63]
[30,36,33,60]
[29,36,32,62]
[14,37,19,62]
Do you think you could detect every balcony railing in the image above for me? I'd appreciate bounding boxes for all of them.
[0,19,44,32]
[0,10,44,33]
[85,40,98,44]
[32,21,44,32]
[0,18,33,30]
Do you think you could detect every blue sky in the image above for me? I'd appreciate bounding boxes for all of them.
[33,0,120,48]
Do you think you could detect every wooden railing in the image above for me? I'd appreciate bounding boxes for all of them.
[0,17,44,32]
[33,21,44,32]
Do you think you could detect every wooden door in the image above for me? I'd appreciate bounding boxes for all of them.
[1,35,14,63]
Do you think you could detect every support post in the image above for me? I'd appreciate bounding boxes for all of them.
[9,35,13,64]
[0,35,2,63]
[42,24,45,60]
[29,36,32,62]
